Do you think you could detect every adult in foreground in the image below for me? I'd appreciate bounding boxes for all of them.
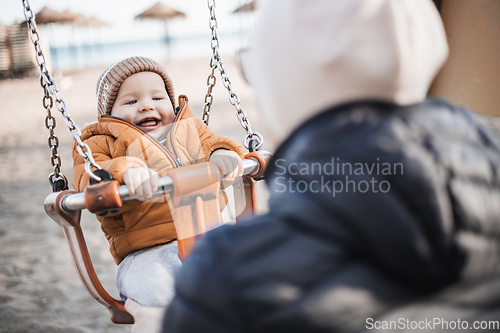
[164,0,500,332]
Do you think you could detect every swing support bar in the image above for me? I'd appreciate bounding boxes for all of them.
[60,155,268,212]
[43,151,271,325]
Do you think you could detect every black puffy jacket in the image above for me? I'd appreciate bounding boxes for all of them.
[164,99,500,333]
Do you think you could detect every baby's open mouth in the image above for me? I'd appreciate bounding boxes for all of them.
[136,117,161,130]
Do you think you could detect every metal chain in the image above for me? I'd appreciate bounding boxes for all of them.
[202,49,217,126]
[21,0,103,188]
[203,0,263,150]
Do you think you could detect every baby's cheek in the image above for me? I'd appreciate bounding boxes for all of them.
[162,111,175,125]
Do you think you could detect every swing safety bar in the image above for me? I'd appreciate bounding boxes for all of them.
[43,151,271,325]
[60,153,268,212]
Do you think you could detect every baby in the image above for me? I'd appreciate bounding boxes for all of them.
[72,56,244,308]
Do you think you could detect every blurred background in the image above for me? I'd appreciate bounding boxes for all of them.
[0,0,259,72]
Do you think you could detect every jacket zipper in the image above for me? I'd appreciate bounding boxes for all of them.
[101,96,189,169]
[100,116,175,167]
[170,97,187,168]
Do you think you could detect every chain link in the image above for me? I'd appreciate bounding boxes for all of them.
[202,58,217,125]
[202,0,263,150]
[22,0,102,189]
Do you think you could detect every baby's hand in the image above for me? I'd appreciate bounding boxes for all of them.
[123,167,159,201]
[209,150,243,182]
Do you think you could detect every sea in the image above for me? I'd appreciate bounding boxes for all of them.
[49,31,250,71]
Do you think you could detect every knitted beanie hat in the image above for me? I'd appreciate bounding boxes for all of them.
[96,56,176,116]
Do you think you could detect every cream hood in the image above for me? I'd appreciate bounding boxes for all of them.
[243,0,448,146]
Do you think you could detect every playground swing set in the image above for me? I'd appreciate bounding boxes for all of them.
[21,0,271,324]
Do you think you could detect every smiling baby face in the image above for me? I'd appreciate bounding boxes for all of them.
[111,71,175,140]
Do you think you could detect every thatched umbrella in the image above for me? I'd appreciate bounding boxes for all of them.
[136,2,186,20]
[233,0,260,13]
[33,7,74,25]
[64,13,110,68]
[135,2,186,57]
[233,0,260,48]
[72,13,91,27]
[20,7,73,26]
[63,13,109,28]
[55,10,83,68]
[60,10,79,24]
[20,7,77,70]
[84,17,109,66]
[86,17,110,28]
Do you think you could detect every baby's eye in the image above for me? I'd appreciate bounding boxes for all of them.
[125,100,137,105]
[153,97,164,101]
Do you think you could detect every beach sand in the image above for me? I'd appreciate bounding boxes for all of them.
[0,55,271,333]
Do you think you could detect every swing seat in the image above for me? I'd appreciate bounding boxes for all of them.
[45,190,134,324]
[44,152,271,324]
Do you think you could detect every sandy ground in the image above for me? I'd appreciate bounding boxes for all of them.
[0,55,272,333]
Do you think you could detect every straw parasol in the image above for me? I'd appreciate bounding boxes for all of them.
[135,2,186,57]
[233,0,260,47]
[62,12,110,68]
[136,2,186,20]
[233,0,260,13]
[72,13,90,27]
[20,7,73,26]
[61,13,109,28]
[33,7,74,25]
[86,17,110,28]
[60,9,79,24]
[19,7,77,70]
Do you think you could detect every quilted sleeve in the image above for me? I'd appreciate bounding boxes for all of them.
[72,135,148,193]
[195,119,245,159]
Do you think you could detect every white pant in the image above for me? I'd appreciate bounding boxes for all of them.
[116,241,182,307]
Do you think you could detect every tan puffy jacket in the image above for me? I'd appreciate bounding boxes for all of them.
[72,95,244,264]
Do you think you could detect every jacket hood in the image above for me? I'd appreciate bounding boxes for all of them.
[242,0,448,146]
